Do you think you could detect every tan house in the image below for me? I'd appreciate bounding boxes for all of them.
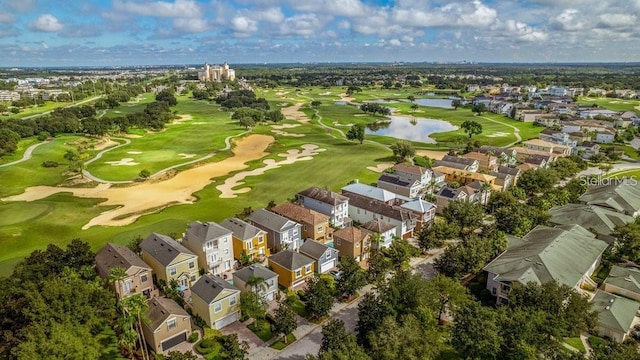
[95,243,155,300]
[182,221,235,276]
[523,139,571,156]
[142,297,192,353]
[220,218,269,262]
[333,226,371,265]
[432,165,497,187]
[461,151,499,172]
[140,233,200,289]
[271,202,332,243]
[190,274,241,329]
[268,250,315,290]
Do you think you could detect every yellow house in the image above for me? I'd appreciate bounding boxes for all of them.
[220,218,269,261]
[268,250,315,290]
[190,274,241,330]
[140,233,200,289]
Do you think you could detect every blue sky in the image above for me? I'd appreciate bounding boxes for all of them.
[1,0,639,66]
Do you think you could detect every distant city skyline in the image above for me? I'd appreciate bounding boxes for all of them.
[1,0,640,66]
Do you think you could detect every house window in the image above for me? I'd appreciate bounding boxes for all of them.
[356,242,360,248]
[224,237,228,243]
[293,229,298,235]
[295,269,301,279]
[169,267,177,276]
[336,239,341,246]
[214,302,222,313]
[224,249,229,255]
[317,226,323,233]
[191,275,197,282]
[167,318,177,330]
[492,287,497,295]
[305,265,312,273]
[258,236,264,243]
[206,241,212,249]
[140,274,148,283]
[189,262,195,269]
[247,241,253,250]
[326,252,331,259]
[268,279,274,287]
[229,296,237,307]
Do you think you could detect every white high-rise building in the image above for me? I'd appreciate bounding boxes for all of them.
[197,62,235,82]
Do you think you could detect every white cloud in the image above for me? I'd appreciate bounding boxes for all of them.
[113,0,201,18]
[389,38,401,46]
[29,14,64,32]
[254,7,285,23]
[290,0,368,17]
[0,13,14,23]
[502,20,548,42]
[173,18,209,33]
[231,16,258,35]
[279,14,324,36]
[597,13,637,28]
[550,9,585,31]
[391,0,497,28]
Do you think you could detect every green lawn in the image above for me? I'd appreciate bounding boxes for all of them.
[564,337,586,353]
[587,336,608,349]
[0,100,74,120]
[605,167,640,180]
[578,97,640,112]
[270,334,296,350]
[248,320,274,341]
[102,93,157,118]
[601,144,640,160]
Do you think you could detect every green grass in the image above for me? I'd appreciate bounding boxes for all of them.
[248,319,274,341]
[605,168,640,180]
[578,97,640,112]
[587,336,608,349]
[601,144,640,160]
[564,337,586,353]
[0,100,73,120]
[270,334,296,350]
[0,137,39,166]
[102,93,157,118]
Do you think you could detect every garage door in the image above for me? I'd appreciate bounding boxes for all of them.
[215,311,239,329]
[161,332,187,352]
[265,291,275,301]
[319,259,336,273]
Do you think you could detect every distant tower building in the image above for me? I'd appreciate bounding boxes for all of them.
[197,62,235,82]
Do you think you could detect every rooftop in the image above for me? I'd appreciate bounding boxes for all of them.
[592,290,639,332]
[185,221,232,245]
[140,233,196,266]
[268,250,314,270]
[95,243,151,274]
[220,218,266,241]
[297,187,349,206]
[191,274,238,304]
[232,263,278,283]
[247,209,300,232]
[604,265,640,296]
[146,297,190,332]
[549,203,634,241]
[299,239,334,259]
[271,202,329,226]
[578,178,640,215]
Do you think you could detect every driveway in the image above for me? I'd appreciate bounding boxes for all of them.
[220,319,264,350]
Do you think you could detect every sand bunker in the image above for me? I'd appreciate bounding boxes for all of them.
[168,114,193,125]
[127,151,143,155]
[217,144,326,198]
[415,150,447,160]
[281,103,311,123]
[178,153,196,158]
[105,158,139,166]
[320,91,332,95]
[367,163,394,173]
[271,123,304,137]
[485,132,509,138]
[124,134,142,139]
[94,138,118,151]
[276,91,290,96]
[272,130,305,137]
[2,135,275,229]
[271,124,301,130]
[339,93,355,102]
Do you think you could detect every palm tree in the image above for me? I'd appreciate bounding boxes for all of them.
[109,267,128,301]
[247,275,266,295]
[120,294,150,360]
[480,182,492,205]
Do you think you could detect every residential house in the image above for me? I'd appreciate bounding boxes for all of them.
[247,209,303,253]
[140,233,199,290]
[142,297,192,353]
[603,265,640,302]
[377,173,422,199]
[333,226,371,264]
[190,274,241,329]
[271,202,332,243]
[268,250,315,289]
[391,163,432,189]
[489,171,513,190]
[568,132,592,144]
[95,243,155,300]
[399,198,437,231]
[435,186,469,214]
[232,264,279,301]
[342,182,407,206]
[434,155,479,172]
[549,204,634,244]
[578,178,640,217]
[591,291,640,343]
[573,141,600,159]
[296,187,350,228]
[510,147,557,166]
[524,154,549,169]
[580,109,618,119]
[299,239,339,274]
[496,166,521,186]
[359,218,397,249]
[523,139,571,156]
[341,192,417,239]
[220,218,269,262]
[595,129,616,144]
[182,221,235,276]
[432,170,446,189]
[517,109,547,122]
[431,165,497,187]
[477,146,518,166]
[539,128,577,148]
[461,151,498,172]
[484,225,609,304]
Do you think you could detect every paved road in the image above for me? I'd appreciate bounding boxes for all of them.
[0,141,47,168]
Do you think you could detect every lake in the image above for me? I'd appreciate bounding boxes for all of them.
[365,115,457,143]
[413,98,459,108]
[363,99,399,104]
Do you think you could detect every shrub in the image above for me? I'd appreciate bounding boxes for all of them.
[195,338,217,355]
[37,131,50,141]
[41,160,59,168]
[188,332,199,343]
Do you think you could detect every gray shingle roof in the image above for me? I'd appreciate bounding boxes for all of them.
[247,209,299,232]
[268,250,314,271]
[297,187,349,206]
[484,225,609,288]
[233,264,278,284]
[299,239,331,259]
[400,199,436,214]
[441,155,478,166]
[220,218,265,241]
[604,265,640,295]
[140,233,196,267]
[578,179,640,215]
[360,218,397,233]
[146,297,190,332]
[342,182,401,203]
[95,243,150,275]
[342,192,417,223]
[592,290,639,332]
[549,204,634,241]
[185,221,232,245]
[497,166,520,176]
[191,274,239,304]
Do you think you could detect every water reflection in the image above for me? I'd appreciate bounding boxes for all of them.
[365,115,457,143]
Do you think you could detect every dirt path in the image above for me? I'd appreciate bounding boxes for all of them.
[3,135,275,229]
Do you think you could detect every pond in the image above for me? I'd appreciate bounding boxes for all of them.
[365,115,457,143]
[364,99,399,104]
[413,98,461,109]
[334,101,348,105]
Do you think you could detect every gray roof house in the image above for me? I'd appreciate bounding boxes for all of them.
[232,264,279,302]
[247,209,303,253]
[591,290,640,343]
[296,187,350,228]
[190,274,241,329]
[484,224,608,304]
[140,233,200,289]
[603,265,640,302]
[360,218,397,249]
[299,239,339,274]
[95,243,155,300]
[578,178,640,217]
[142,297,192,353]
[549,204,635,243]
[182,221,235,276]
